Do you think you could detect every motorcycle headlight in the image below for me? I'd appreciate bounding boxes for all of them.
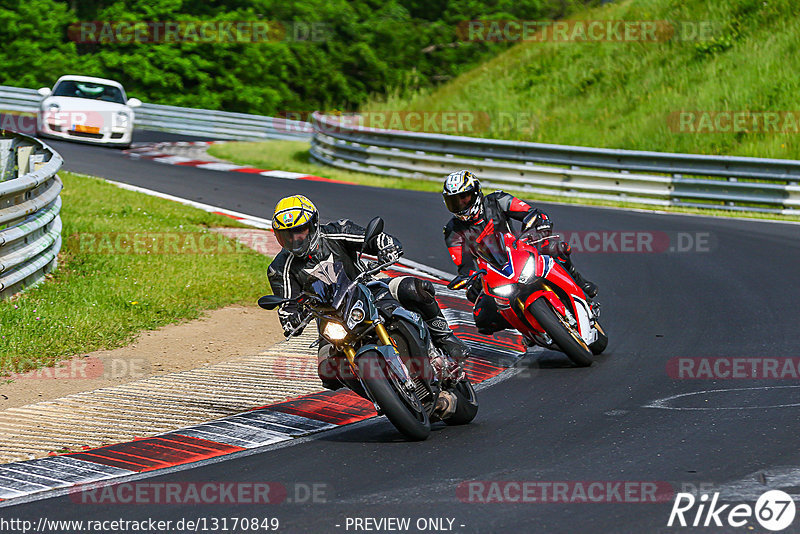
[492,284,516,297]
[348,307,365,326]
[518,256,537,284]
[322,321,348,341]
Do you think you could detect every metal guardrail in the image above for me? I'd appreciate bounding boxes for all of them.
[0,86,40,114]
[135,102,312,141]
[310,112,800,215]
[5,85,800,214]
[0,85,312,141]
[0,131,63,300]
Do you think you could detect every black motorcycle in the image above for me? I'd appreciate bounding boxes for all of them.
[258,218,478,440]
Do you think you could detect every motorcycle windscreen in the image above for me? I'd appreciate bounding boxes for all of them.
[307,260,351,306]
[473,230,511,272]
[332,265,357,310]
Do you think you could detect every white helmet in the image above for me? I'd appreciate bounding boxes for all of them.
[442,170,483,221]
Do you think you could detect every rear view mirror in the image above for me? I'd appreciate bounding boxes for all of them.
[126,97,142,108]
[258,295,288,310]
[37,87,51,97]
[362,217,384,250]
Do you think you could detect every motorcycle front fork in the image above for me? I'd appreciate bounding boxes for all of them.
[340,323,394,367]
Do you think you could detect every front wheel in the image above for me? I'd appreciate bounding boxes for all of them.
[358,352,430,441]
[590,321,608,355]
[529,298,593,367]
[445,379,479,425]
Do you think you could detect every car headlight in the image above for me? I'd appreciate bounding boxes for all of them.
[115,111,129,127]
[47,103,60,112]
[492,284,516,297]
[323,321,348,342]
[518,256,537,284]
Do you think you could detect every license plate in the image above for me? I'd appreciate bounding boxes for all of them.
[73,124,100,134]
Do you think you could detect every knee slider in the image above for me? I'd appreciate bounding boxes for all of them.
[414,278,436,304]
[389,276,435,304]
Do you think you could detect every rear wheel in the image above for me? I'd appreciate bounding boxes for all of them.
[444,380,479,425]
[358,352,430,441]
[529,298,593,367]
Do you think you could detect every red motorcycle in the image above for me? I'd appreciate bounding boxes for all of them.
[448,221,607,366]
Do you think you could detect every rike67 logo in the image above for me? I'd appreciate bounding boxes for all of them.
[668,490,796,531]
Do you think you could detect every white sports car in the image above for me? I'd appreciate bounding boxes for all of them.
[36,75,142,148]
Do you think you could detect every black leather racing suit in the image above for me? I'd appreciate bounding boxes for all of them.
[267,219,400,330]
[268,218,468,389]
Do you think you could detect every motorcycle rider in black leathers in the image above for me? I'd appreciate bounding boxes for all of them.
[267,195,470,397]
[442,170,598,336]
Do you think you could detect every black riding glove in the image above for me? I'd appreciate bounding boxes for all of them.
[378,244,403,265]
[466,277,482,304]
[522,212,553,236]
[282,312,306,337]
[540,237,571,259]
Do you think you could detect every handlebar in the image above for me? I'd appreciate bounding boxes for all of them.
[356,258,397,282]
[518,231,560,246]
[277,258,398,340]
[448,269,487,291]
[285,313,314,339]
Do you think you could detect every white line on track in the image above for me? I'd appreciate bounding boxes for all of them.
[644,385,800,411]
[103,178,273,229]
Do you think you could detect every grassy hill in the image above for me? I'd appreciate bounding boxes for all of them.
[363,0,800,160]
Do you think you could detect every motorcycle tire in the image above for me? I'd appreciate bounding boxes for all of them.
[358,351,431,441]
[444,379,479,425]
[529,298,593,367]
[590,321,608,355]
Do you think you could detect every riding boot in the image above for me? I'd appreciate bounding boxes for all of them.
[433,390,457,420]
[561,258,598,298]
[424,312,471,365]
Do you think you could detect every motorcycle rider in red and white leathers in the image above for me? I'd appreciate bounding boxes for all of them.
[442,170,598,335]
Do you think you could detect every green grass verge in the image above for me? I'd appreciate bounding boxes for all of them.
[208,140,800,222]
[0,172,271,374]
[361,0,800,161]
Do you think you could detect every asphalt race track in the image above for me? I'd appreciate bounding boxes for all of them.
[4,130,800,533]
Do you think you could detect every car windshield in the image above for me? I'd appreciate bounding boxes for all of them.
[52,80,126,104]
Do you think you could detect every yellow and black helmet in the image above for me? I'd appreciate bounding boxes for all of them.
[272,195,320,256]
